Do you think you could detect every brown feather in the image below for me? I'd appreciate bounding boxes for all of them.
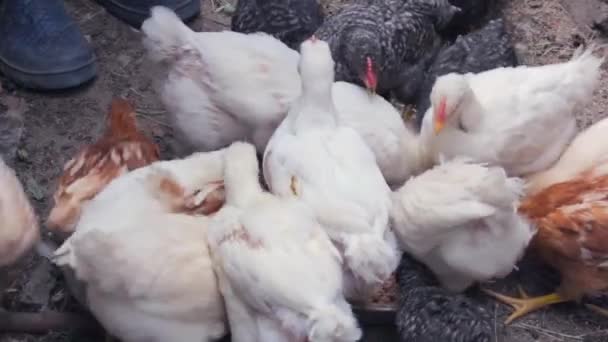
[47,98,160,232]
[519,164,608,298]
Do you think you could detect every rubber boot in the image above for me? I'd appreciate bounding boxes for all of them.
[0,0,97,90]
[95,0,201,28]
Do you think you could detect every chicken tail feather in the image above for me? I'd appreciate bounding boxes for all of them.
[565,45,603,105]
[142,6,194,64]
[308,304,362,342]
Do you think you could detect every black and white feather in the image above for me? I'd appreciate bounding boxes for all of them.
[315,0,459,103]
[396,253,492,342]
[440,0,496,39]
[414,18,517,128]
[231,0,324,50]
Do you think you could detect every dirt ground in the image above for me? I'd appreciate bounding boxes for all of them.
[1,0,608,341]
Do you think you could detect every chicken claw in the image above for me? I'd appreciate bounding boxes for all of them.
[483,287,567,324]
[184,181,225,215]
[290,176,299,196]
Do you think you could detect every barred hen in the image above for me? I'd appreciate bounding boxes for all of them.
[440,0,496,39]
[396,253,492,342]
[485,160,608,323]
[414,18,517,129]
[46,98,159,233]
[314,0,459,103]
[231,0,324,50]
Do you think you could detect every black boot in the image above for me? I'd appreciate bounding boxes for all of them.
[95,0,201,28]
[0,0,97,90]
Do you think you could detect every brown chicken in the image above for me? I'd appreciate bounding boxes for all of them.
[46,98,160,233]
[484,162,608,323]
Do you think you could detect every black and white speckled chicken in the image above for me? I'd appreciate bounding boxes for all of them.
[231,0,324,50]
[413,18,517,128]
[396,253,492,342]
[439,0,496,39]
[314,0,460,103]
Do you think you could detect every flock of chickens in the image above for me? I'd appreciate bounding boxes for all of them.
[1,0,608,341]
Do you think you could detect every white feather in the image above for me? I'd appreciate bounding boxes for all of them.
[142,6,301,152]
[209,142,361,342]
[263,39,399,300]
[52,149,229,342]
[390,157,535,292]
[422,46,603,177]
[332,81,431,187]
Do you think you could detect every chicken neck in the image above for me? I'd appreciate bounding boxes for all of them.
[289,81,337,131]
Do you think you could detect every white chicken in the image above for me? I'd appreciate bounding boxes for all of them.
[51,150,228,342]
[420,46,602,176]
[0,157,39,267]
[141,6,301,153]
[332,81,431,187]
[263,36,400,301]
[525,116,608,195]
[390,157,535,292]
[208,141,361,342]
[142,6,428,186]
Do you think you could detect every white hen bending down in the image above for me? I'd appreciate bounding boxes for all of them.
[263,37,400,301]
[0,157,39,267]
[421,46,603,176]
[332,81,431,188]
[390,158,535,292]
[52,150,228,342]
[141,6,300,153]
[208,142,361,342]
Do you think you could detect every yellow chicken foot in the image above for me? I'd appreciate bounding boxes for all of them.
[483,287,568,324]
[585,303,608,318]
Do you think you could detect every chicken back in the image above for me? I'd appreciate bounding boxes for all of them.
[519,165,608,299]
[47,98,159,233]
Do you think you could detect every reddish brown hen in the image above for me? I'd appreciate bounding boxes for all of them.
[485,162,608,323]
[47,98,160,233]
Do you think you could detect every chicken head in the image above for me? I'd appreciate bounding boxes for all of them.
[341,28,382,94]
[299,36,335,88]
[429,73,473,134]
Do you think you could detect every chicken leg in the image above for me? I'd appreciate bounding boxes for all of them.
[483,286,568,324]
[585,304,608,318]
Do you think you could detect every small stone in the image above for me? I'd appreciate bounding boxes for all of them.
[116,54,132,68]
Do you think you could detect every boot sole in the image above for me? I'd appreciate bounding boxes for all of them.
[0,56,97,91]
[94,0,201,28]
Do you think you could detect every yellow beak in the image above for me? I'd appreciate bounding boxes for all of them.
[434,118,445,135]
